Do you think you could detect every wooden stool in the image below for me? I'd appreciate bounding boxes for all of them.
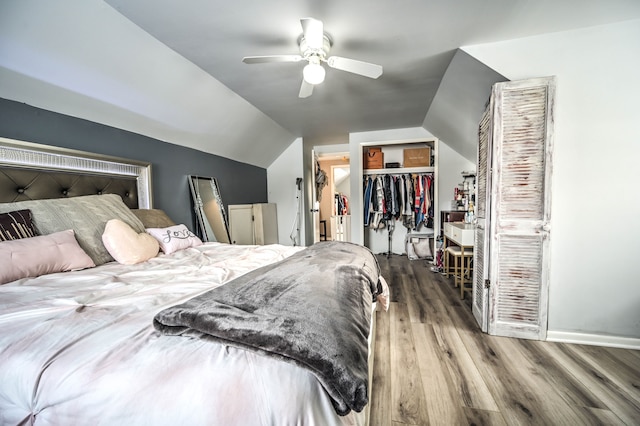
[319,220,327,241]
[444,245,473,299]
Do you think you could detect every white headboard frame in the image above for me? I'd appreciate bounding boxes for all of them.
[0,137,153,208]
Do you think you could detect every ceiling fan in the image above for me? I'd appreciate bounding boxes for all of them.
[242,18,383,98]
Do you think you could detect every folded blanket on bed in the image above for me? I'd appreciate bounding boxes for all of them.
[153,241,381,415]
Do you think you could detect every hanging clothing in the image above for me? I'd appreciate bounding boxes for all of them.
[414,174,425,229]
[315,165,328,201]
[335,193,349,216]
[392,176,401,219]
[369,176,385,229]
[398,175,406,217]
[402,174,415,230]
[383,175,393,221]
[364,172,433,232]
[425,175,434,228]
[363,176,373,226]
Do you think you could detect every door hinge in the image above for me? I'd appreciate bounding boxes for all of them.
[484,279,491,289]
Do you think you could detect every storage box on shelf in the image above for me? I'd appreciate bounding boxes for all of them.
[363,147,384,169]
[403,147,431,167]
[362,143,434,175]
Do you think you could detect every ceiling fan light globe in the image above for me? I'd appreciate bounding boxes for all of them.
[303,63,325,85]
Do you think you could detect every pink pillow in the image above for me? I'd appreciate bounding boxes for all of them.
[146,224,202,255]
[0,229,95,285]
[102,219,159,265]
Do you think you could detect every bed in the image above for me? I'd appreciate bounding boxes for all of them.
[0,139,388,426]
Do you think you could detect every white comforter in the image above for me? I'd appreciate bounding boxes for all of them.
[0,243,367,426]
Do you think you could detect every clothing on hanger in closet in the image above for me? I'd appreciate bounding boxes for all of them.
[363,173,433,232]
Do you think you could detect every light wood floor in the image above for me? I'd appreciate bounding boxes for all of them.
[369,254,640,425]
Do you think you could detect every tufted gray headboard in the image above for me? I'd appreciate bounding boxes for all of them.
[0,167,139,209]
[0,137,152,208]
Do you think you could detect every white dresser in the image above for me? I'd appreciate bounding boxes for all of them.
[228,203,278,245]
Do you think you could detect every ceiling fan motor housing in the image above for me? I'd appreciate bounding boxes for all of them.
[299,34,332,61]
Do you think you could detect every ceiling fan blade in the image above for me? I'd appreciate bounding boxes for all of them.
[327,56,383,79]
[300,18,324,49]
[242,55,302,64]
[299,79,314,98]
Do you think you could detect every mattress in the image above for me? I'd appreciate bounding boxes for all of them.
[0,242,371,426]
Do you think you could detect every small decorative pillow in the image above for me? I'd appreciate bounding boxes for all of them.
[146,224,203,255]
[0,209,37,241]
[102,219,160,265]
[0,229,95,285]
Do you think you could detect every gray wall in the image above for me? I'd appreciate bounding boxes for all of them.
[423,49,507,162]
[0,98,268,232]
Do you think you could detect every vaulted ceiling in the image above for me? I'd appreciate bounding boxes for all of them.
[1,0,639,167]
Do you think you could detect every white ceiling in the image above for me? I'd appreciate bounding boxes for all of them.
[2,0,640,167]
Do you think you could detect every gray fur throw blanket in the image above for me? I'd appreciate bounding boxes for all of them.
[153,241,381,415]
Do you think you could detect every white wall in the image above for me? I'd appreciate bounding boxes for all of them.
[424,49,506,163]
[438,142,476,216]
[464,19,640,340]
[267,137,304,246]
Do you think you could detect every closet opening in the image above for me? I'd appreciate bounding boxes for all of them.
[316,152,351,242]
[360,139,438,258]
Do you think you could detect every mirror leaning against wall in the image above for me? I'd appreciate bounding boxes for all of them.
[188,176,231,244]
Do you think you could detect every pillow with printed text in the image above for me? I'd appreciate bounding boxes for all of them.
[146,224,203,255]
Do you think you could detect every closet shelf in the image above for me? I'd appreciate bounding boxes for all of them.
[363,166,434,175]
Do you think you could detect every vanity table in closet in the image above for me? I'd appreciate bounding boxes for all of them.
[443,222,475,298]
[444,222,474,247]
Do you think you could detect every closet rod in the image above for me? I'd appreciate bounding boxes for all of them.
[363,167,434,175]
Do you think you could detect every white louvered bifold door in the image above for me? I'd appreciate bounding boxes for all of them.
[472,103,492,332]
[487,77,555,340]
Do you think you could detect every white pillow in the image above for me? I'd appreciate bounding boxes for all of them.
[146,224,202,255]
[102,219,159,265]
[0,229,95,285]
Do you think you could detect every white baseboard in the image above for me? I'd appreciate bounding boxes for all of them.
[546,330,640,350]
